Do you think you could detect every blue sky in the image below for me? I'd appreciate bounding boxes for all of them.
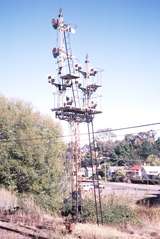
[0,0,160,137]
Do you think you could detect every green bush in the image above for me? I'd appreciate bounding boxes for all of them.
[81,198,138,225]
[103,203,136,224]
[0,96,65,213]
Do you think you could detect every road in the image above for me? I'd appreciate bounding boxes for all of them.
[102,182,160,203]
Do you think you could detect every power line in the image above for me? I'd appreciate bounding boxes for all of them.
[0,122,160,144]
[68,122,160,138]
[95,122,160,134]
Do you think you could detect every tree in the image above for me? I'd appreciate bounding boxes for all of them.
[146,154,160,166]
[95,129,160,166]
[137,140,154,160]
[0,96,65,212]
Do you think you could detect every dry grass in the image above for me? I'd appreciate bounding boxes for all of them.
[53,191,160,238]
[84,191,138,209]
[0,188,160,239]
[102,193,137,210]
[0,221,160,239]
[0,188,17,210]
[55,193,160,239]
[135,206,160,223]
[55,221,160,239]
[72,223,131,239]
[0,229,28,239]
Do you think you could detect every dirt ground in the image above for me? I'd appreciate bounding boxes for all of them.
[0,219,159,239]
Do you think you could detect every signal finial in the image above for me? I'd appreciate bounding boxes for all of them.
[59,8,63,17]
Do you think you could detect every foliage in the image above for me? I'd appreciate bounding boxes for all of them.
[0,96,65,212]
[93,130,160,166]
[81,198,138,224]
[111,168,127,182]
[60,195,138,224]
[146,154,160,166]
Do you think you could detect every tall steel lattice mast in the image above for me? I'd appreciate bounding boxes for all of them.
[48,9,103,224]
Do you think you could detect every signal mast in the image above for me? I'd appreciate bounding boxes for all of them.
[48,9,103,224]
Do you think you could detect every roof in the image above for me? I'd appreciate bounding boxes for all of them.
[131,165,141,171]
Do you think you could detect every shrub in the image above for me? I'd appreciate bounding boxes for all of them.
[81,197,138,225]
[0,96,65,213]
